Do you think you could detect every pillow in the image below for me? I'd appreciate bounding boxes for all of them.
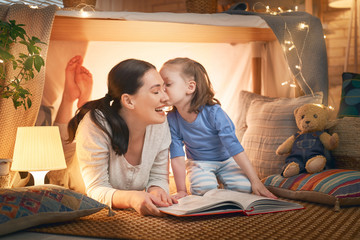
[35,105,54,126]
[262,169,360,209]
[234,91,276,143]
[338,72,360,118]
[241,92,323,179]
[328,117,360,171]
[0,185,113,236]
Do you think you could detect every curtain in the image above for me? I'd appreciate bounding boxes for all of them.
[0,4,57,159]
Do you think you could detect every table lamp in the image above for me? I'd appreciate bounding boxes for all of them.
[11,126,66,186]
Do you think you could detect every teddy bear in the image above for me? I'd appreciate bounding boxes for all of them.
[276,103,339,178]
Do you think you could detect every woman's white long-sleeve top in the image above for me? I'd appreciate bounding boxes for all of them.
[76,112,171,207]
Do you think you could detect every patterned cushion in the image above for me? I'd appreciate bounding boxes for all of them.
[241,92,323,179]
[338,72,360,118]
[0,185,112,236]
[262,169,360,208]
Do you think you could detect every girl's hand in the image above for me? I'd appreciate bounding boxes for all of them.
[172,190,188,200]
[148,186,177,206]
[251,181,277,199]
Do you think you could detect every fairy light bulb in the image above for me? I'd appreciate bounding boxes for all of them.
[295,65,301,70]
[299,23,309,30]
[80,8,89,17]
[288,45,295,51]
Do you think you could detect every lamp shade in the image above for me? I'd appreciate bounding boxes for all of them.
[11,126,66,172]
[329,0,352,8]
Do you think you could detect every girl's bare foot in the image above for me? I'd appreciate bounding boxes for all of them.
[64,55,82,103]
[76,66,93,108]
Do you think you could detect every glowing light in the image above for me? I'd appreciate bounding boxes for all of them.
[80,9,90,18]
[295,6,298,11]
[290,83,297,88]
[288,45,295,51]
[0,59,3,63]
[299,23,309,30]
[295,65,301,70]
[281,81,288,86]
[29,5,38,9]
[284,40,292,45]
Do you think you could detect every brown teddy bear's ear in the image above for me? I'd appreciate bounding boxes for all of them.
[294,106,300,116]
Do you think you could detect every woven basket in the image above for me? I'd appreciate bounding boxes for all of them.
[329,117,360,171]
[63,0,96,8]
[186,0,218,13]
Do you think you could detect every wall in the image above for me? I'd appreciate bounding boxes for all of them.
[322,0,355,115]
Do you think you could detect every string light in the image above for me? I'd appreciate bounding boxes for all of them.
[80,8,90,18]
[299,22,309,30]
[251,2,315,98]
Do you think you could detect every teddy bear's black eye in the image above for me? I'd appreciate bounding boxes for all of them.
[301,115,305,119]
[313,114,318,118]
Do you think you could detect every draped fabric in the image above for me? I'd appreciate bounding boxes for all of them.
[0,4,57,159]
[225,9,329,104]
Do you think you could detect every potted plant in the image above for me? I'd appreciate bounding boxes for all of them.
[0,19,45,110]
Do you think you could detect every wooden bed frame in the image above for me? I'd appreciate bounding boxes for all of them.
[50,15,277,94]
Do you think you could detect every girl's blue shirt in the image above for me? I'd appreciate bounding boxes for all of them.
[167,104,244,161]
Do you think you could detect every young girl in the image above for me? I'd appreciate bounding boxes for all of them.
[160,57,276,199]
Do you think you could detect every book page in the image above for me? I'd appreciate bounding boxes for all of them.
[158,194,243,215]
[203,189,269,210]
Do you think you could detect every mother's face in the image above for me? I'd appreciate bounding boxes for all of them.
[130,68,169,125]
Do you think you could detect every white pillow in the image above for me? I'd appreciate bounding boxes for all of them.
[235,91,276,143]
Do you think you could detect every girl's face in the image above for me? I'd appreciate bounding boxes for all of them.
[130,68,169,125]
[160,64,190,107]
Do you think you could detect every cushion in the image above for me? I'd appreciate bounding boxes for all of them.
[0,185,113,236]
[262,169,360,208]
[234,90,276,143]
[241,92,323,179]
[338,72,360,118]
[35,105,54,126]
[328,117,360,171]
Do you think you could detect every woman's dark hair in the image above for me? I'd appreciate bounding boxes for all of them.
[162,57,220,114]
[67,59,156,155]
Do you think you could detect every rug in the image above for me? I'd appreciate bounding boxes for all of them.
[29,200,360,240]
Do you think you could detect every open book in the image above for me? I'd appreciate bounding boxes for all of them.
[159,189,304,217]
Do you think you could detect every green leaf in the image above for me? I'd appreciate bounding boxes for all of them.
[24,56,33,70]
[34,55,44,72]
[0,48,14,60]
[27,97,32,108]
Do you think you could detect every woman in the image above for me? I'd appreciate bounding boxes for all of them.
[67,59,175,216]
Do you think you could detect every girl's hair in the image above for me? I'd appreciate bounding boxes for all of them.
[67,59,156,155]
[163,57,220,113]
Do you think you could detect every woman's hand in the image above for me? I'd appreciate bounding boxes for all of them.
[128,191,167,216]
[148,186,178,206]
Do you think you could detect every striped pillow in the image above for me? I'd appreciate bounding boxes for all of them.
[262,169,360,208]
